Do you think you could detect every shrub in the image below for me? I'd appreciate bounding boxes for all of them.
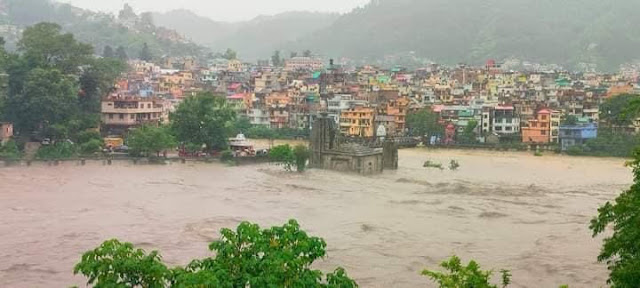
[36,141,76,160]
[220,150,234,162]
[76,130,102,145]
[79,139,103,155]
[0,139,21,160]
[423,256,511,288]
[294,145,310,172]
[269,144,295,171]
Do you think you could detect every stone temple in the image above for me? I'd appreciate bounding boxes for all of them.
[310,113,398,175]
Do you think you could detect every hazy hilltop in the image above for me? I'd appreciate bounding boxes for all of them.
[300,0,640,71]
[152,10,339,60]
[0,0,206,58]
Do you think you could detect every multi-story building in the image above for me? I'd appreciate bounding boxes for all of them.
[550,110,561,143]
[101,96,166,134]
[327,94,367,124]
[340,105,375,137]
[285,57,324,71]
[522,109,551,144]
[492,106,520,135]
[247,109,270,126]
[560,123,598,151]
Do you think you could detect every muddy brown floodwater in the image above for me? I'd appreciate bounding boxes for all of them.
[0,148,632,288]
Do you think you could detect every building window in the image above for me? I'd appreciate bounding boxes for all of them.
[506,127,512,131]
[147,104,151,109]
[541,130,547,135]
[119,114,124,120]
[109,114,114,119]
[130,114,135,119]
[139,104,144,109]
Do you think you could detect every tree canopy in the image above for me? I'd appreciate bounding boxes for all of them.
[423,256,511,288]
[2,22,126,141]
[407,108,443,138]
[6,68,78,134]
[102,45,114,59]
[139,42,153,62]
[170,92,236,151]
[18,22,93,75]
[127,125,176,157]
[590,149,640,287]
[73,220,358,288]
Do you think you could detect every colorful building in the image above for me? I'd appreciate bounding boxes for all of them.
[340,105,375,137]
[522,109,551,144]
[560,123,598,151]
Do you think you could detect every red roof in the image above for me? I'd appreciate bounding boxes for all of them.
[228,83,241,90]
[537,109,551,114]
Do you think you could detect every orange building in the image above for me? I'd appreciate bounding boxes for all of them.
[379,97,409,135]
[340,105,375,137]
[522,109,551,144]
[607,83,634,98]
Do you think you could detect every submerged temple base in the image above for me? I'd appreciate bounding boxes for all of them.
[310,113,397,175]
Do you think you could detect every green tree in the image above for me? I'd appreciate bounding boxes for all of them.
[139,42,153,62]
[223,48,237,60]
[590,149,640,287]
[458,120,478,144]
[73,220,358,288]
[18,22,93,75]
[127,125,176,157]
[116,46,128,62]
[74,239,170,288]
[303,49,312,57]
[102,45,114,58]
[79,58,127,113]
[229,116,252,136]
[170,92,236,152]
[406,108,443,138]
[0,139,21,160]
[272,50,282,67]
[5,68,78,135]
[422,256,511,288]
[294,144,310,172]
[290,51,298,58]
[269,144,295,171]
[600,94,640,127]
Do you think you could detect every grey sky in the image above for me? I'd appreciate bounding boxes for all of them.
[57,0,371,22]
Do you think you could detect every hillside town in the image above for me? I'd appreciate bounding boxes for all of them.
[99,56,640,152]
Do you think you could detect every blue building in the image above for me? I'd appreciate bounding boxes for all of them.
[559,123,598,151]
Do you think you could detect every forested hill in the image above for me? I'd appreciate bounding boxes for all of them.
[296,0,640,71]
[152,10,339,61]
[0,0,206,59]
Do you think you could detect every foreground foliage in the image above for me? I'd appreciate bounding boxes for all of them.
[74,220,357,288]
[590,149,640,287]
[423,256,511,288]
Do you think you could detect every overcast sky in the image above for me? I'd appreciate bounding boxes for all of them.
[57,0,371,22]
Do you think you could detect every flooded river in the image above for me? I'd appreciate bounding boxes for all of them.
[0,148,632,287]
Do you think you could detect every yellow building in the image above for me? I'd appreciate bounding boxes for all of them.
[340,105,375,137]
